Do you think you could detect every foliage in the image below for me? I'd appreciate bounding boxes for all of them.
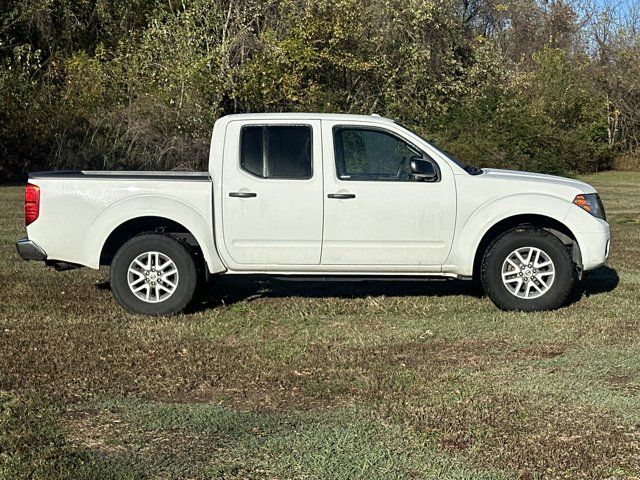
[436,47,611,174]
[1,0,638,180]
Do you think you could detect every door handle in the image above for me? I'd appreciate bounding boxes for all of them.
[327,193,356,199]
[229,191,257,198]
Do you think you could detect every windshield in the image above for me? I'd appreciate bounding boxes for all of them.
[433,146,484,175]
[394,122,484,175]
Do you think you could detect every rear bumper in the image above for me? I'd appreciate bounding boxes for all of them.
[16,237,47,261]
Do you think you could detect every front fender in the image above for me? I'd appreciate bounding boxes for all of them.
[84,194,226,273]
[445,193,575,276]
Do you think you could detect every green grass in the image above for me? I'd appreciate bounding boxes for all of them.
[1,171,639,479]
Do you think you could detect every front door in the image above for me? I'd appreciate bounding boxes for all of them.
[321,122,456,267]
[222,120,323,266]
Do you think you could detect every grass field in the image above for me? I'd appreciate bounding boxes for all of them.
[1,171,639,479]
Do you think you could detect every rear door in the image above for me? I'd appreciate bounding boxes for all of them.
[320,121,456,266]
[221,120,323,266]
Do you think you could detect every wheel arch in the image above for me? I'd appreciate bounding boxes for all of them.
[472,214,582,281]
[100,216,200,265]
[77,194,226,273]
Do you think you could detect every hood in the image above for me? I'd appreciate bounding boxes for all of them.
[481,168,597,194]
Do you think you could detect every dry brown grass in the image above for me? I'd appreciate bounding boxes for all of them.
[1,171,640,479]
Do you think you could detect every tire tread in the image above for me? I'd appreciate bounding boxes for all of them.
[110,233,198,316]
[481,227,577,311]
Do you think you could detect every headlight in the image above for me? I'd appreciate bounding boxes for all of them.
[573,193,606,221]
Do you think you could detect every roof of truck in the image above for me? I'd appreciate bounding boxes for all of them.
[218,113,396,123]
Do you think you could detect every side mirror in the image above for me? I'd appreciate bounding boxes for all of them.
[410,158,437,181]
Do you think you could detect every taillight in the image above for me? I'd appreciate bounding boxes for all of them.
[25,183,40,226]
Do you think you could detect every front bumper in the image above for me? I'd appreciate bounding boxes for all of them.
[16,237,47,261]
[578,228,611,271]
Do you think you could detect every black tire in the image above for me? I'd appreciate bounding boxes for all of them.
[110,233,197,316]
[481,228,577,311]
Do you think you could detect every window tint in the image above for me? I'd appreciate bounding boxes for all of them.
[240,125,312,179]
[241,127,264,177]
[334,127,421,181]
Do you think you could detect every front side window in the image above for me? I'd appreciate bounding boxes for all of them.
[240,125,312,179]
[334,127,422,181]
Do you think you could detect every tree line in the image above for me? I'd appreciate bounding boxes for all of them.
[1,0,639,181]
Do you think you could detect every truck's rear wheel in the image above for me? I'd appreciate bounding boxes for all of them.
[110,234,197,315]
[481,228,577,311]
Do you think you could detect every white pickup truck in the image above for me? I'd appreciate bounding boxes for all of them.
[17,113,610,315]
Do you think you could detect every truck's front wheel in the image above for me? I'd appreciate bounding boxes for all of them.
[481,228,577,311]
[110,234,197,315]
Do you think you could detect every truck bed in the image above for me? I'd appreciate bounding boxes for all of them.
[25,170,216,271]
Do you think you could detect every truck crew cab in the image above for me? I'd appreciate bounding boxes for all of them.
[17,113,610,315]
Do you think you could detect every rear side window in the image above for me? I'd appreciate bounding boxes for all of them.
[240,125,312,179]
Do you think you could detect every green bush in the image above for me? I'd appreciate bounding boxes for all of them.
[0,0,636,181]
